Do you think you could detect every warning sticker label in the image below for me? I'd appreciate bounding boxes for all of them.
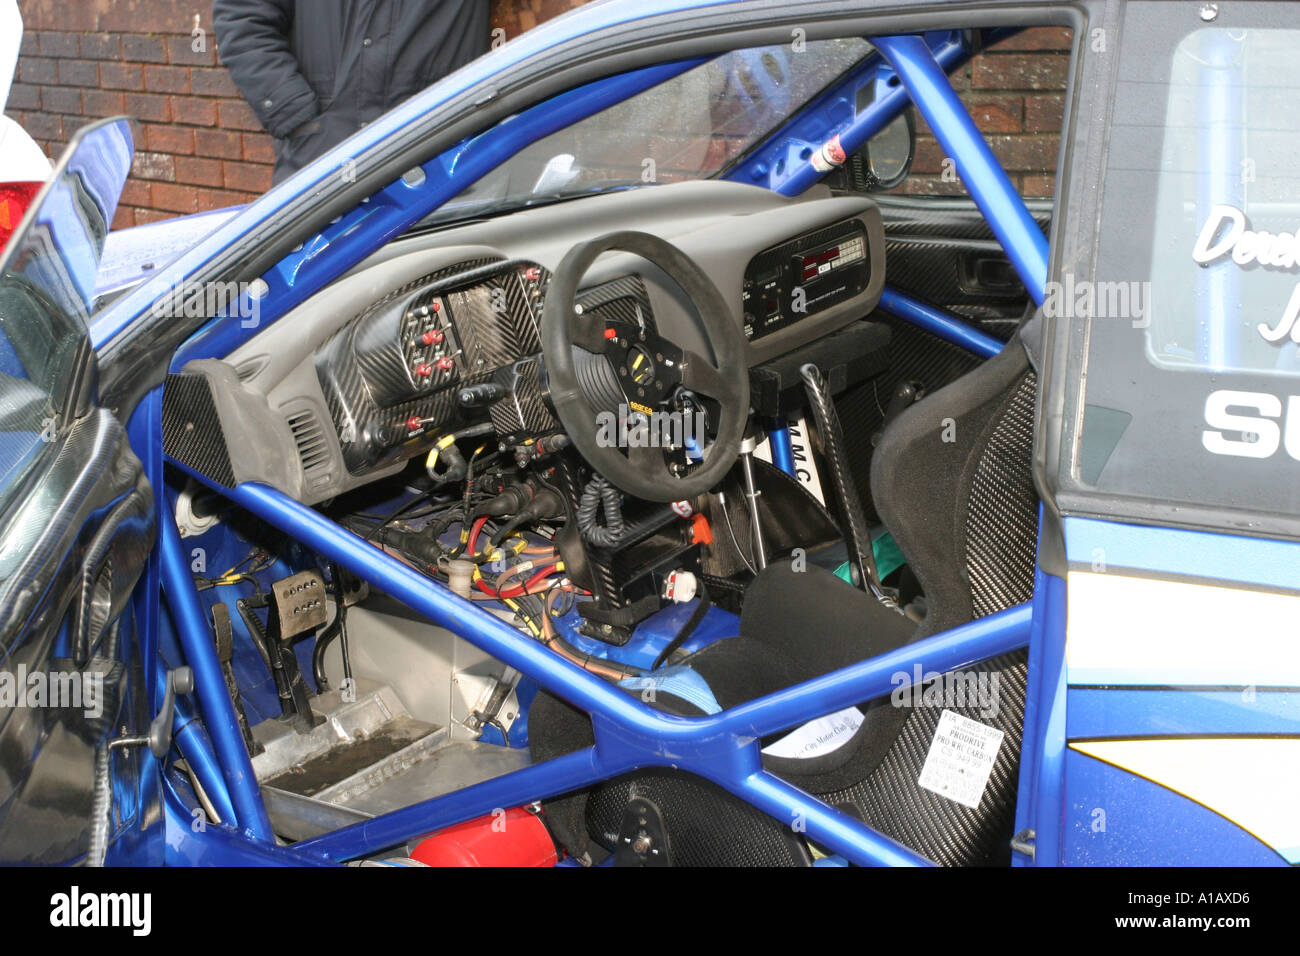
[916,710,1005,810]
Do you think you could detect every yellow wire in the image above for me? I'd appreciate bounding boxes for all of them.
[501,596,541,637]
[426,433,457,473]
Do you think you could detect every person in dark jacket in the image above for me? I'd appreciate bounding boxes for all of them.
[213,1,490,184]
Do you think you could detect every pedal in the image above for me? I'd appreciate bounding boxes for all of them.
[243,570,328,733]
[270,570,328,639]
[212,603,262,756]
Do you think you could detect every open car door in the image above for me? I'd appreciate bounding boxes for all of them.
[0,118,160,864]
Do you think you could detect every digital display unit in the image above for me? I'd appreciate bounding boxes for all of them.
[741,219,871,342]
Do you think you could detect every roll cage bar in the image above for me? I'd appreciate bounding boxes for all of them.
[154,27,1051,866]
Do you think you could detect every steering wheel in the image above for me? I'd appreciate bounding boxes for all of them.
[541,231,749,502]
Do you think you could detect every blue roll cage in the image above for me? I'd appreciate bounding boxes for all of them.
[128,24,1054,866]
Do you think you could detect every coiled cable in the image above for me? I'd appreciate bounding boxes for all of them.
[576,474,625,547]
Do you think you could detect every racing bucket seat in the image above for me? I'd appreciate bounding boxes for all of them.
[531,333,1039,866]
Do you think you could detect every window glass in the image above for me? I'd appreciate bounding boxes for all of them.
[0,119,129,510]
[1065,3,1300,522]
[428,40,872,224]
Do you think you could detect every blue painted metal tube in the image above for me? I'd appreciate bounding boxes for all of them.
[207,477,1032,744]
[878,286,1003,359]
[295,747,601,860]
[773,35,969,197]
[872,35,1049,303]
[163,670,239,827]
[717,602,1032,739]
[162,778,333,866]
[174,470,1032,864]
[158,510,274,841]
[736,771,931,866]
[767,419,796,476]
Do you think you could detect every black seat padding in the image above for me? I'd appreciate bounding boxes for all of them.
[530,338,1039,865]
[870,332,1038,636]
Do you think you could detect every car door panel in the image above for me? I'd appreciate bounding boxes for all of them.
[0,407,153,863]
[0,118,160,863]
[877,195,1052,340]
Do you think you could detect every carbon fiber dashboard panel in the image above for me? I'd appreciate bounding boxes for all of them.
[485,274,648,441]
[162,372,236,488]
[163,361,303,495]
[488,358,555,439]
[577,274,655,333]
[314,258,551,475]
[448,262,545,367]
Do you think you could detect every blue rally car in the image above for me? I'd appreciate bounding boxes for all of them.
[0,0,1296,868]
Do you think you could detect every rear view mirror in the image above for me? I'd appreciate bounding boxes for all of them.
[862,109,915,190]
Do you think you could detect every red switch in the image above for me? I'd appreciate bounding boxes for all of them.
[431,301,441,312]
[422,329,444,346]
[690,513,713,547]
[524,267,541,282]
[406,415,425,432]
[604,328,618,340]
[436,355,455,372]
[415,363,433,378]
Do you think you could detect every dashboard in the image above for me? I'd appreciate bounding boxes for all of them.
[161,181,885,505]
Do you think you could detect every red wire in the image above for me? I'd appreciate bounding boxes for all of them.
[523,563,559,591]
[477,563,561,600]
[466,515,489,558]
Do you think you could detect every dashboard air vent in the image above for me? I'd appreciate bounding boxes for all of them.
[285,407,330,478]
[233,354,270,382]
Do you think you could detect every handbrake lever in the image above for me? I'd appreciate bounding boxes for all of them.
[799,363,898,610]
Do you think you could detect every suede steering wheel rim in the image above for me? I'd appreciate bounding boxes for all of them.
[541,231,749,502]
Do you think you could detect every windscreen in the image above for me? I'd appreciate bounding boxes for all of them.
[425,39,872,225]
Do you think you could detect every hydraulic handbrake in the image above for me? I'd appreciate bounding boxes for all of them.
[799,363,898,609]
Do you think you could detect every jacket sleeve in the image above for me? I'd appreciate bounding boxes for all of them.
[213,0,318,140]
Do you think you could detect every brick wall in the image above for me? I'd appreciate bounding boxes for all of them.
[5,1,1066,227]
[900,27,1070,197]
[5,0,590,228]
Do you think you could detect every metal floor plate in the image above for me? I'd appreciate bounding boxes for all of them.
[327,738,532,817]
[253,679,531,842]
